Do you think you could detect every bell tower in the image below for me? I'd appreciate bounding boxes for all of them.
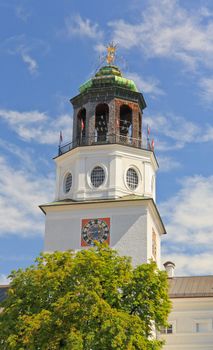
[40,45,166,267]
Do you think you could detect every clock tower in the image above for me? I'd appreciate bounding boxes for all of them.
[40,46,166,267]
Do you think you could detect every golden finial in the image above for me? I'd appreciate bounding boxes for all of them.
[106,42,117,65]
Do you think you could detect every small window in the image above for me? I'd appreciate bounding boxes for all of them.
[64,172,72,193]
[167,324,173,334]
[161,324,173,334]
[195,322,209,333]
[91,166,105,188]
[126,168,139,190]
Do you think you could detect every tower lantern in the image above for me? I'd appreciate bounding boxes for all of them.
[69,58,146,154]
[40,48,166,267]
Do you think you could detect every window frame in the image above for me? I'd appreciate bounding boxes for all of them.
[160,321,176,335]
[63,172,73,194]
[194,319,212,333]
[125,166,140,191]
[88,164,107,189]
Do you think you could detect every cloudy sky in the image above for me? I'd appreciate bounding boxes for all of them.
[0,0,213,283]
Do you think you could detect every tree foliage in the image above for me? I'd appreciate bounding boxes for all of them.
[0,244,171,349]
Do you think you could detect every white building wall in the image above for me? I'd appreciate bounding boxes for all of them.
[112,206,148,266]
[161,298,213,349]
[55,144,158,202]
[147,210,161,267]
[44,201,162,267]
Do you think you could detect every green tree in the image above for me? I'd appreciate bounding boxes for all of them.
[0,244,171,349]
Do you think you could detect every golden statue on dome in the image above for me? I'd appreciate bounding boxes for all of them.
[106,43,117,65]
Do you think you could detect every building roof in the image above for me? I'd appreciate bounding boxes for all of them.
[169,276,213,298]
[0,285,9,303]
[79,65,138,94]
[2,276,213,303]
[70,63,147,111]
[40,194,148,207]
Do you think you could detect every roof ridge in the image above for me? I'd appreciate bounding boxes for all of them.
[169,275,213,279]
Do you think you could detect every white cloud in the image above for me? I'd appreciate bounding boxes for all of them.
[126,72,165,97]
[162,252,213,276]
[0,156,53,237]
[15,5,31,21]
[0,109,72,145]
[0,274,10,285]
[144,113,213,151]
[0,138,36,171]
[0,2,31,22]
[199,6,213,18]
[21,53,38,74]
[0,109,69,238]
[199,77,213,105]
[200,125,213,142]
[157,156,181,172]
[94,43,106,54]
[161,175,213,275]
[109,0,213,70]
[64,14,103,40]
[0,35,48,75]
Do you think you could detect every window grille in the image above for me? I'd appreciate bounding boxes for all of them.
[161,324,173,334]
[91,166,105,188]
[65,173,72,193]
[126,168,139,190]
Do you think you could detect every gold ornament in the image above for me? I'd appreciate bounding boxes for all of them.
[106,43,117,65]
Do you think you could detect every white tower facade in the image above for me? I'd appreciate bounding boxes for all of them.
[40,62,166,267]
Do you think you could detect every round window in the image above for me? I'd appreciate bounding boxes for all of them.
[64,172,72,193]
[91,166,105,188]
[126,168,139,190]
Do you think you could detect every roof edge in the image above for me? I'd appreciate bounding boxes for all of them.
[39,197,166,235]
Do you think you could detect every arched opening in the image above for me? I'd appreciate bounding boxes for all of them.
[95,103,109,143]
[77,108,86,145]
[120,105,132,143]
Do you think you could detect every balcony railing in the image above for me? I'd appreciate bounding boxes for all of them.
[58,133,153,156]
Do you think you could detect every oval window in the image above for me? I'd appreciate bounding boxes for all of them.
[126,168,139,190]
[91,166,105,188]
[64,172,72,193]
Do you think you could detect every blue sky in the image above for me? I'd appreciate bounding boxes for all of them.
[0,0,213,283]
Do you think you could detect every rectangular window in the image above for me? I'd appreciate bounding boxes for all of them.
[161,324,173,334]
[195,322,209,333]
[167,324,173,334]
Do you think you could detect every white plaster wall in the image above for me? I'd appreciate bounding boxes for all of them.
[147,210,161,268]
[161,298,213,349]
[55,144,158,202]
[44,202,151,266]
[112,206,148,266]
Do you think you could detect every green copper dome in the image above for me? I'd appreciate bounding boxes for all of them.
[95,65,122,77]
[79,65,138,94]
